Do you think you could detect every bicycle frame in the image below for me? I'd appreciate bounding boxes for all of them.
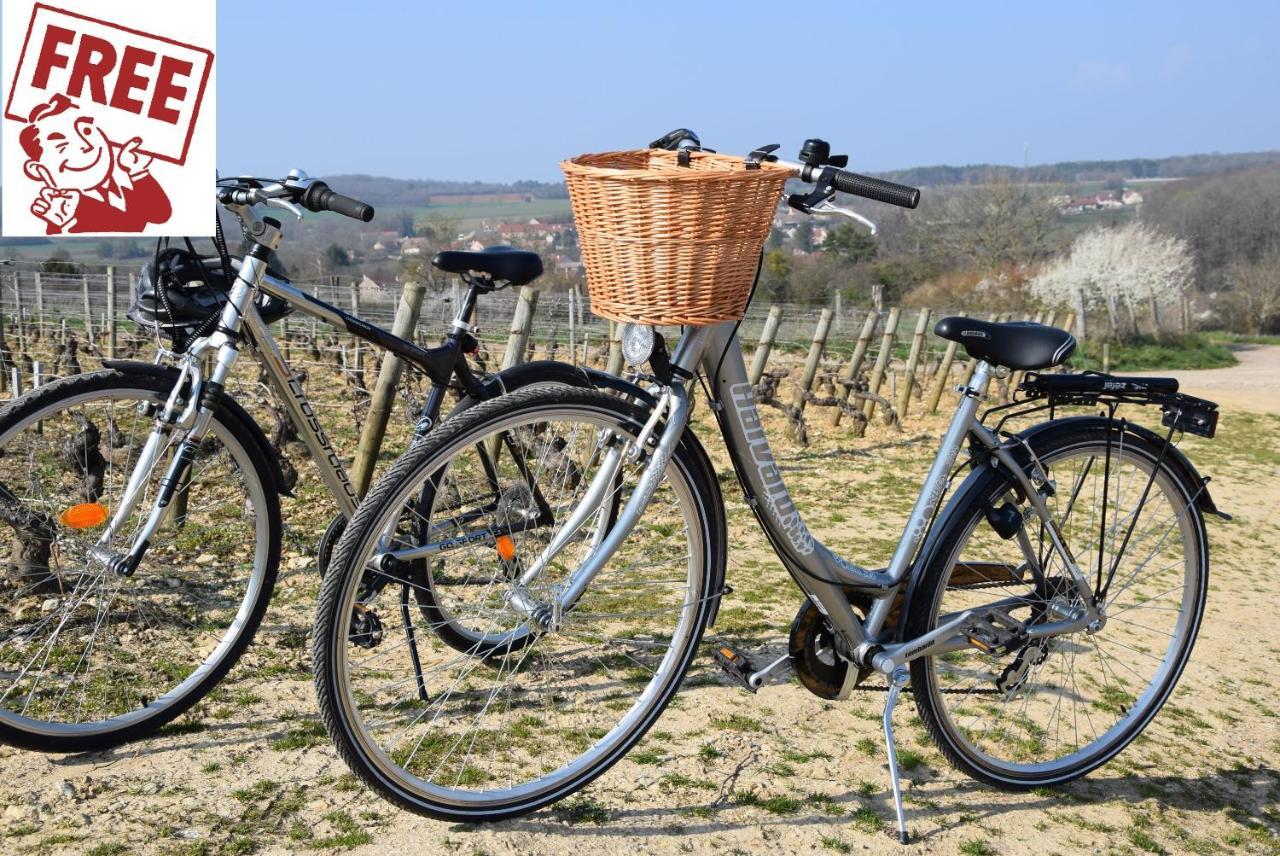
[503,320,1102,679]
[239,272,486,518]
[94,229,488,572]
[691,322,1100,675]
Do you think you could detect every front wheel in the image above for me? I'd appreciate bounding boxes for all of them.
[0,368,281,751]
[906,421,1208,789]
[314,386,723,821]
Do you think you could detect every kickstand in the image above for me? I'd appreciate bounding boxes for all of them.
[400,583,429,702]
[882,666,911,845]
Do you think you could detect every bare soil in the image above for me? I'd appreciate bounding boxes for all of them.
[1,347,1277,856]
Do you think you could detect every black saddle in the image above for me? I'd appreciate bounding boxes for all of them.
[934,316,1077,371]
[431,245,543,286]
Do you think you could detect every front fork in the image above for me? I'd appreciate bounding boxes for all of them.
[91,343,241,576]
[91,265,258,576]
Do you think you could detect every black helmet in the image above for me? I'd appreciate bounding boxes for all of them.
[130,245,292,351]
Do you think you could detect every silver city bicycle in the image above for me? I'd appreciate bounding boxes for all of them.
[313,138,1223,841]
[0,172,621,752]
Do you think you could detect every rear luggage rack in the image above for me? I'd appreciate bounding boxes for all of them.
[1018,371,1218,439]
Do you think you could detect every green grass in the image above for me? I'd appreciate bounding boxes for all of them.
[1072,333,1236,371]
[270,718,328,750]
[552,796,612,825]
[959,839,997,856]
[1206,331,1280,346]
[411,199,571,228]
[732,790,803,815]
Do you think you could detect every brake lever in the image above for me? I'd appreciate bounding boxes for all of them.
[262,195,304,222]
[809,198,877,235]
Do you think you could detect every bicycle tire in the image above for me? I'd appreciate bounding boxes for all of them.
[314,385,724,821]
[0,368,281,751]
[905,419,1208,789]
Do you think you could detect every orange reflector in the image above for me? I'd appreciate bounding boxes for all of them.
[495,535,516,562]
[60,503,109,529]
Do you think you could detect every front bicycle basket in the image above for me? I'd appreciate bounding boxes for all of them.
[562,149,790,326]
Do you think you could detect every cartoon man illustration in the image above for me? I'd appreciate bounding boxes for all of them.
[19,94,171,234]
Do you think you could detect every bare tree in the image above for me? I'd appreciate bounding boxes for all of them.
[1226,253,1280,334]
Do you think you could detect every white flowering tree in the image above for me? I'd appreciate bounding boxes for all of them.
[1030,223,1194,339]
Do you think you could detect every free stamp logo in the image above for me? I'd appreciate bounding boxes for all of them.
[2,2,215,237]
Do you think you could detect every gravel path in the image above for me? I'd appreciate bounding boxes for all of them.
[1166,343,1280,414]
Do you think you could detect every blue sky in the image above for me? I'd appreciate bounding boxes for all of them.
[12,1,1280,182]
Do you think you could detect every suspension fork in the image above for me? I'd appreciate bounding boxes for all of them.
[91,254,265,575]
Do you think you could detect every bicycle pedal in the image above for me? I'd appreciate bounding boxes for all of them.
[963,609,1026,657]
[713,645,758,694]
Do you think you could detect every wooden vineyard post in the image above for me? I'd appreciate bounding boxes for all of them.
[0,310,7,394]
[748,304,782,386]
[34,272,44,337]
[12,273,24,358]
[106,267,117,359]
[82,276,94,345]
[351,280,427,497]
[789,308,833,437]
[896,308,931,420]
[349,282,364,384]
[502,286,539,372]
[858,306,901,432]
[1061,312,1076,342]
[832,311,878,426]
[925,340,960,414]
[1102,342,1112,374]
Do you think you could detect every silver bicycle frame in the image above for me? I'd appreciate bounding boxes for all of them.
[203,264,363,519]
[690,322,1098,672]
[95,250,365,565]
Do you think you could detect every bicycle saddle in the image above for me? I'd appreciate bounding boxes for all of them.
[934,316,1077,371]
[432,246,543,286]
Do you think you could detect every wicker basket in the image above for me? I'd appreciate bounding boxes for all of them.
[561,149,791,326]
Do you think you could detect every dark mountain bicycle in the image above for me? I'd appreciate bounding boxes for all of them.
[0,172,619,752]
[313,136,1224,843]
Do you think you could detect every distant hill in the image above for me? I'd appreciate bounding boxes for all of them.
[320,150,1280,202]
[321,175,567,208]
[874,150,1280,187]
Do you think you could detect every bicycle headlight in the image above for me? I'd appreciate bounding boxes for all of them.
[621,323,656,367]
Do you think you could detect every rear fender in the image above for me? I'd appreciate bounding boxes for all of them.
[894,414,1220,643]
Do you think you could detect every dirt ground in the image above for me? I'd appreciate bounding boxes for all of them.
[1,346,1278,856]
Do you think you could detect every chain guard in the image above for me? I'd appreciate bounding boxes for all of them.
[788,598,849,699]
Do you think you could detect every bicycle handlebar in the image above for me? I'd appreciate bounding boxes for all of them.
[649,128,921,211]
[217,173,376,222]
[829,169,919,209]
[299,181,376,222]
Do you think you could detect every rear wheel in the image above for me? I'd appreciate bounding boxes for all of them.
[0,369,280,751]
[907,422,1208,788]
[314,386,722,820]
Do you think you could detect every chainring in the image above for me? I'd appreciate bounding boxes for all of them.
[788,598,847,699]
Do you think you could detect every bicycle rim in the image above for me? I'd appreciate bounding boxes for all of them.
[0,385,273,741]
[325,396,710,814]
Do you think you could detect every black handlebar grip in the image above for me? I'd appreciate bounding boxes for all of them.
[831,170,920,209]
[301,181,376,222]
